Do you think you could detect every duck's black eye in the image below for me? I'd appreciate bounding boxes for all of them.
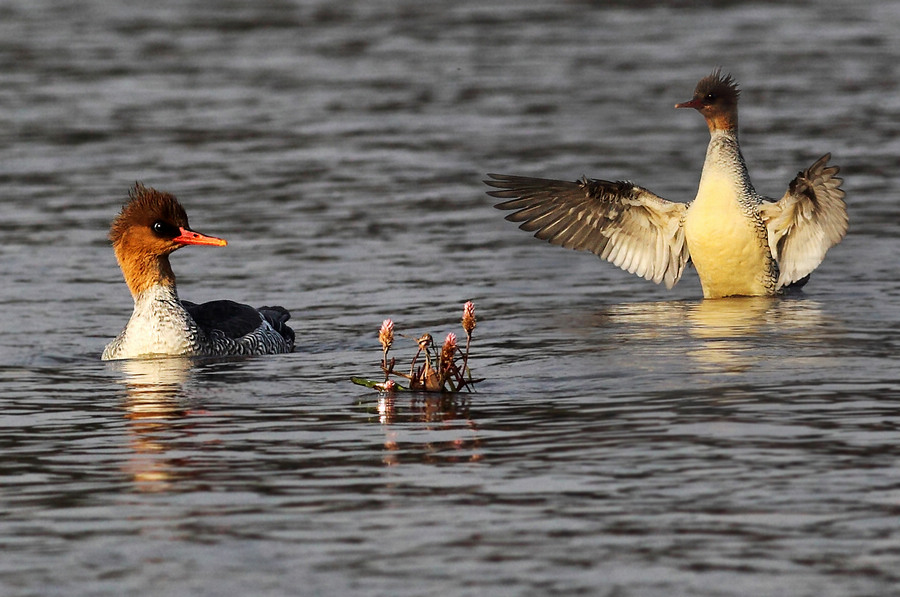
[151,220,177,238]
[704,93,717,103]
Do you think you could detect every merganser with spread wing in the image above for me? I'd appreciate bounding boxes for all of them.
[487,70,848,298]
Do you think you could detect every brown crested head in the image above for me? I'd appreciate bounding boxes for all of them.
[109,183,226,296]
[110,183,191,255]
[675,69,741,133]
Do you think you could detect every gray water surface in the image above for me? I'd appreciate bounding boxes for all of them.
[2,1,900,595]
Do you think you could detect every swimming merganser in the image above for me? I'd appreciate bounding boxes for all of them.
[486,70,848,298]
[102,183,295,360]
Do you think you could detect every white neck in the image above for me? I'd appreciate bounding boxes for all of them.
[697,129,755,200]
[102,284,204,360]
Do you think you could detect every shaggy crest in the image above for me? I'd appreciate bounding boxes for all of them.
[693,69,741,104]
[109,183,189,246]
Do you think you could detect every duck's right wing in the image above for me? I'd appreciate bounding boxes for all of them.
[759,153,848,288]
[486,174,689,288]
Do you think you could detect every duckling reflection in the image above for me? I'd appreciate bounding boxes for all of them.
[118,357,194,491]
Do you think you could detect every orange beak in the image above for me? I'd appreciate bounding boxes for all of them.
[173,227,228,247]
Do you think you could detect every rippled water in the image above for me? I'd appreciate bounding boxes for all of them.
[2,0,900,595]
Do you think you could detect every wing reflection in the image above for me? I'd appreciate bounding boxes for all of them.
[601,297,824,373]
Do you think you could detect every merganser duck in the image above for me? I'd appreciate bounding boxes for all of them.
[486,70,848,298]
[102,183,295,360]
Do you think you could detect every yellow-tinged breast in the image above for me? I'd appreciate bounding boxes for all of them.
[684,171,773,298]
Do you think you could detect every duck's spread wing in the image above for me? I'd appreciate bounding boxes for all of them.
[759,153,848,288]
[486,174,689,288]
[182,299,265,340]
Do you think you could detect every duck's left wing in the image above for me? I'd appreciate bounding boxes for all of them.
[759,153,848,288]
[486,174,689,289]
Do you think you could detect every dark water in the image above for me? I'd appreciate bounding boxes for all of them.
[2,1,900,595]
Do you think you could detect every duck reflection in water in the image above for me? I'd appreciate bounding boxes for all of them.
[600,297,824,373]
[117,357,198,492]
[685,297,777,372]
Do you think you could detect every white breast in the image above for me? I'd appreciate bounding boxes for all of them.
[102,286,203,360]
